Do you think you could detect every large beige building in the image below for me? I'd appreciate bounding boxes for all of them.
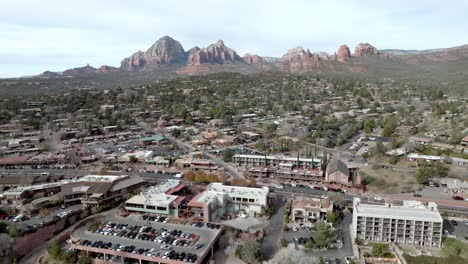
[290,196,333,227]
[352,198,443,247]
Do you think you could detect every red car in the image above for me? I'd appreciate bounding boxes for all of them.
[452,196,464,200]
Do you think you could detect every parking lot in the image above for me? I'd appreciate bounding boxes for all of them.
[282,213,354,260]
[443,218,468,240]
[71,214,222,264]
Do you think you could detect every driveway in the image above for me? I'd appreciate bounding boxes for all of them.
[260,193,287,260]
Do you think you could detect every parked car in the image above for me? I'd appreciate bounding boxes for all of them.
[453,196,464,200]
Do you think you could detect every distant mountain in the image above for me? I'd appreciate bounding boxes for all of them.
[120,35,186,70]
[63,64,97,76]
[32,36,468,80]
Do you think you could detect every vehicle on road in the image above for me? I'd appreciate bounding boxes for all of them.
[413,193,422,197]
[453,196,464,200]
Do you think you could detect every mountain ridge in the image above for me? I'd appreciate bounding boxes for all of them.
[35,36,468,78]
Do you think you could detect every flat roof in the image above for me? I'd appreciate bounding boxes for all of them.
[78,175,126,182]
[354,198,442,222]
[206,182,269,197]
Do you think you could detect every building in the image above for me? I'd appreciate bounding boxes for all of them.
[444,179,468,198]
[118,150,154,163]
[290,196,333,227]
[61,175,145,206]
[325,159,361,187]
[241,131,262,141]
[246,166,324,185]
[1,181,62,201]
[461,135,468,147]
[138,135,168,146]
[125,180,186,217]
[408,136,433,146]
[352,198,443,247]
[188,183,269,222]
[233,154,322,169]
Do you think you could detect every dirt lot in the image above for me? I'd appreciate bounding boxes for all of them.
[359,158,419,194]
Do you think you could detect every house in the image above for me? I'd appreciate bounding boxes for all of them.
[325,159,361,187]
[432,142,454,151]
[444,179,468,198]
[201,130,218,140]
[461,135,468,147]
[290,196,333,227]
[408,136,432,146]
[208,119,226,128]
[241,131,262,141]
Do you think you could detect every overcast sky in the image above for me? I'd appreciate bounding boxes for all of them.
[1,0,468,77]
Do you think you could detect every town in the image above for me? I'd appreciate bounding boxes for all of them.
[0,72,467,264]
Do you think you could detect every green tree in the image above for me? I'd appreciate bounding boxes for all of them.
[47,240,62,258]
[327,212,338,227]
[0,222,7,233]
[372,243,390,257]
[238,241,263,264]
[223,148,235,162]
[266,123,278,134]
[77,253,92,264]
[364,119,375,134]
[8,225,19,237]
[280,239,288,247]
[128,155,138,163]
[312,221,334,249]
[61,251,77,264]
[416,164,430,184]
[171,128,181,138]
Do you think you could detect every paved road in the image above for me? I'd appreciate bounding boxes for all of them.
[19,209,118,264]
[260,193,287,260]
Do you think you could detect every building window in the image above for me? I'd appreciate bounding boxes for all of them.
[157,206,167,211]
[146,205,156,210]
[242,198,248,202]
[248,199,254,203]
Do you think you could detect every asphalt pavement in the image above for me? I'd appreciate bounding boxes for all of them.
[260,193,287,260]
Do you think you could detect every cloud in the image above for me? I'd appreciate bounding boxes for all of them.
[1,0,468,77]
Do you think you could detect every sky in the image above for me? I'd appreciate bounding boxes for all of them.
[1,0,468,78]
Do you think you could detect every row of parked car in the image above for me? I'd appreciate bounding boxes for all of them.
[191,221,221,229]
[141,215,170,223]
[94,221,200,247]
[0,214,28,222]
[80,239,199,263]
[280,183,346,193]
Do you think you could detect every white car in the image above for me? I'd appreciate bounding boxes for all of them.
[374,196,383,201]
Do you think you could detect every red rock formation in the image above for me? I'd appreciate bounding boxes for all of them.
[121,36,186,70]
[354,43,378,56]
[281,47,323,72]
[63,64,96,76]
[96,65,120,73]
[188,40,241,65]
[242,53,265,64]
[336,45,351,61]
